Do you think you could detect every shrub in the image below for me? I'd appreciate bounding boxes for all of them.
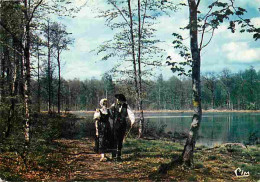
[208,155,217,160]
[195,162,204,169]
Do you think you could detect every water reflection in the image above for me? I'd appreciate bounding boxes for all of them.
[72,112,259,147]
[145,112,260,147]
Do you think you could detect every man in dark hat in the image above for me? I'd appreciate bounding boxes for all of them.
[110,94,135,161]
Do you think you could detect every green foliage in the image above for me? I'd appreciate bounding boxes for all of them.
[30,66,260,111]
[194,162,204,169]
[95,0,177,80]
[144,119,167,137]
[0,169,22,181]
[169,0,259,78]
[208,155,217,160]
[239,164,260,179]
[0,100,26,153]
[187,174,197,181]
[30,113,64,143]
[167,33,192,76]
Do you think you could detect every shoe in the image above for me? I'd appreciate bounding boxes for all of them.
[100,157,107,162]
[116,157,122,162]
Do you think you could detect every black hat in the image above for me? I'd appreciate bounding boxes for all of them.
[115,94,126,102]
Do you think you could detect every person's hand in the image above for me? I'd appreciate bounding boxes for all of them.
[131,122,134,128]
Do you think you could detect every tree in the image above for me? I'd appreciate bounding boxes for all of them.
[0,0,46,146]
[41,19,54,113]
[166,0,259,166]
[32,36,44,113]
[219,69,234,109]
[50,22,73,114]
[102,73,115,101]
[0,0,79,151]
[180,0,202,166]
[96,0,176,137]
[202,72,217,109]
[0,0,24,139]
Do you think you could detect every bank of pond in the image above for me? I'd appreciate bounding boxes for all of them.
[72,111,260,147]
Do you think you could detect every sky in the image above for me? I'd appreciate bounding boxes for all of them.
[56,0,260,81]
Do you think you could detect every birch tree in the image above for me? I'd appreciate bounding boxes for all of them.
[166,0,259,166]
[0,0,79,148]
[96,0,176,137]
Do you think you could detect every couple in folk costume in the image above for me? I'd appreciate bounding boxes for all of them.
[93,94,135,162]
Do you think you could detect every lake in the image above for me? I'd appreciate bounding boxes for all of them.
[73,111,260,147]
[143,112,260,147]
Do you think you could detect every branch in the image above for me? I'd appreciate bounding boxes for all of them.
[28,0,44,23]
[196,0,201,9]
[202,3,214,20]
[201,29,215,49]
[199,25,206,50]
[0,40,24,56]
[0,21,25,51]
[107,0,130,28]
[199,16,210,50]
[140,0,148,38]
[199,2,214,50]
[230,0,253,28]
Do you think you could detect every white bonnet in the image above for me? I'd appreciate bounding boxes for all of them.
[100,98,107,107]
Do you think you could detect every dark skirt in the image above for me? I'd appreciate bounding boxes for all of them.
[94,120,113,154]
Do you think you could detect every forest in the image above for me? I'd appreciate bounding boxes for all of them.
[0,0,259,181]
[31,67,260,111]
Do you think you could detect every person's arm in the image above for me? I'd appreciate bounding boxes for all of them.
[93,109,100,136]
[95,120,99,136]
[127,105,135,126]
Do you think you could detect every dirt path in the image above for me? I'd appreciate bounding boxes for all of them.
[55,138,259,182]
[56,138,152,181]
[1,137,258,181]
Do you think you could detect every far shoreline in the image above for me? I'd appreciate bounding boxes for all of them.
[67,109,260,114]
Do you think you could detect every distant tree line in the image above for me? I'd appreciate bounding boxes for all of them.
[29,67,260,111]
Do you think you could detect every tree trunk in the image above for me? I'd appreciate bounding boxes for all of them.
[137,0,144,138]
[19,48,24,97]
[1,40,7,102]
[181,0,202,166]
[37,42,41,113]
[212,90,215,109]
[5,42,18,138]
[47,20,52,114]
[57,49,61,114]
[24,2,31,144]
[127,0,139,113]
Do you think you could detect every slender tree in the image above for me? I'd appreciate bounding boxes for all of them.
[203,72,217,109]
[166,0,259,166]
[50,22,73,114]
[96,0,176,137]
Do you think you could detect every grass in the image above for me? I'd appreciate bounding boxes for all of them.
[0,136,259,181]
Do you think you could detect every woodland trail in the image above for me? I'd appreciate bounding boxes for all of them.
[54,138,259,182]
[1,136,258,181]
[56,138,154,181]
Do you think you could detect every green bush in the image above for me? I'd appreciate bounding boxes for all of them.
[188,175,197,181]
[194,162,204,169]
[0,169,22,181]
[208,155,217,160]
[239,164,260,179]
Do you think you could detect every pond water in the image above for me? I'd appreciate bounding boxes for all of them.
[144,112,260,147]
[73,112,260,147]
